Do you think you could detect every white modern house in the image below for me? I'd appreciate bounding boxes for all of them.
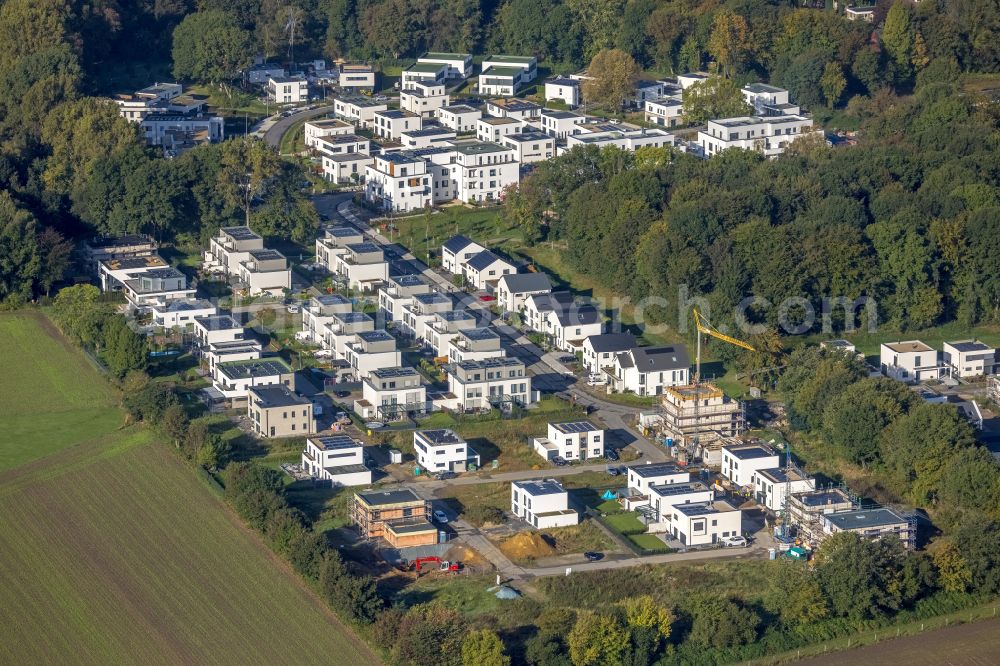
[441,235,486,275]
[563,127,675,153]
[417,52,473,78]
[268,76,308,104]
[741,83,795,115]
[315,225,365,271]
[627,463,690,493]
[511,479,579,529]
[448,357,533,411]
[752,468,816,512]
[399,81,450,118]
[879,341,945,383]
[365,152,433,213]
[193,314,244,347]
[378,274,432,322]
[301,293,353,344]
[670,500,742,546]
[373,109,421,141]
[213,357,294,402]
[606,345,690,396]
[322,152,373,183]
[539,110,589,139]
[399,126,457,150]
[337,63,376,91]
[478,55,537,96]
[313,133,370,157]
[476,116,526,143]
[236,248,291,295]
[437,104,482,133]
[720,444,780,488]
[485,98,541,121]
[323,311,375,359]
[149,298,216,330]
[302,435,373,486]
[426,310,478,359]
[402,61,449,88]
[581,333,637,376]
[332,242,389,292]
[413,429,480,473]
[140,114,224,148]
[544,76,581,107]
[942,340,997,378]
[698,115,815,159]
[447,327,505,364]
[304,118,354,148]
[532,421,605,462]
[500,131,555,164]
[645,481,715,521]
[644,97,684,128]
[356,366,428,421]
[334,96,388,128]
[343,330,402,380]
[203,226,263,277]
[447,141,519,204]
[496,272,552,314]
[400,292,454,342]
[462,250,517,292]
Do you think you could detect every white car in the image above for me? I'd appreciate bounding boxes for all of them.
[286,304,300,314]
[433,510,449,524]
[720,535,748,548]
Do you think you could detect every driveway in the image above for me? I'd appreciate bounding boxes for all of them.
[264,105,336,148]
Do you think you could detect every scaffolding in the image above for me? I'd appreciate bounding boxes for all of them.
[658,383,746,465]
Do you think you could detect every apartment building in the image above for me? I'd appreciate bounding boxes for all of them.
[247,385,314,438]
[448,357,533,411]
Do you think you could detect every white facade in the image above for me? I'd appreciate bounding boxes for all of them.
[193,314,244,347]
[140,114,223,146]
[496,273,552,314]
[438,105,482,133]
[213,357,293,401]
[149,298,216,330]
[402,62,449,89]
[417,52,473,78]
[322,312,375,359]
[581,333,637,375]
[333,96,388,128]
[606,345,690,396]
[378,274,432,322]
[544,76,581,107]
[301,435,372,486]
[203,226,264,277]
[741,83,791,113]
[447,327,505,364]
[476,117,526,143]
[645,98,684,128]
[399,127,457,150]
[304,118,354,148]
[313,133,370,157]
[462,250,517,292]
[670,501,742,546]
[485,98,541,121]
[563,127,675,153]
[721,445,780,488]
[752,468,816,512]
[301,294,353,345]
[627,463,690,493]
[268,77,308,104]
[322,153,373,183]
[511,480,579,529]
[344,330,402,380]
[880,341,944,382]
[331,242,389,291]
[413,429,480,473]
[365,153,433,213]
[315,226,364,272]
[532,421,604,462]
[444,141,519,205]
[500,132,555,164]
[441,236,486,275]
[448,357,533,411]
[400,293,453,342]
[373,109,421,141]
[337,64,376,90]
[356,367,428,421]
[400,81,450,118]
[698,115,815,158]
[647,482,715,521]
[539,110,588,139]
[236,248,291,296]
[942,340,996,378]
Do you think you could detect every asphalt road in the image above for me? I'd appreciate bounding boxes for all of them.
[263,105,336,148]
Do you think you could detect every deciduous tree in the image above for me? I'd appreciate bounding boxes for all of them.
[462,629,511,666]
[582,49,639,111]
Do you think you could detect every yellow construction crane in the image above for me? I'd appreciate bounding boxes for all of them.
[692,308,755,383]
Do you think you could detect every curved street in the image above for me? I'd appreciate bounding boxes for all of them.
[262,104,336,148]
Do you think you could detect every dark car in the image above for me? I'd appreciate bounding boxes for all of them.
[583,551,604,562]
[607,467,620,477]
[334,390,351,398]
[552,456,568,467]
[604,449,619,462]
[558,355,577,364]
[435,471,457,480]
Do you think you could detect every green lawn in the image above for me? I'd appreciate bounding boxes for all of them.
[601,511,646,535]
[0,311,122,472]
[628,533,671,552]
[392,207,515,266]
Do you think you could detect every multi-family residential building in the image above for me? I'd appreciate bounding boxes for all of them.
[344,330,402,380]
[399,126,457,150]
[322,311,375,359]
[351,489,437,548]
[304,118,354,148]
[373,109,421,141]
[400,292,453,341]
[476,116,526,143]
[522,292,603,352]
[413,429,481,473]
[333,96,388,128]
[485,98,542,121]
[511,480,579,528]
[315,225,365,271]
[670,500,742,546]
[448,357,533,411]
[213,357,294,402]
[698,115,815,158]
[437,104,482,133]
[496,272,553,314]
[659,384,746,458]
[880,341,945,382]
[301,293,353,344]
[247,385,315,438]
[539,110,589,139]
[644,97,684,127]
[441,235,486,275]
[462,250,517,292]
[720,444,780,488]
[332,242,389,292]
[336,63,376,91]
[236,248,291,295]
[478,55,537,96]
[378,274,432,321]
[942,340,997,378]
[445,141,519,204]
[426,310,478,359]
[364,152,433,212]
[148,298,216,330]
[563,126,675,152]
[581,333,637,375]
[786,488,855,542]
[752,468,816,512]
[606,345,690,396]
[544,76,581,107]
[447,327,505,364]
[302,435,372,486]
[402,61,449,89]
[500,131,555,164]
[356,366,428,421]
[532,421,605,462]
[400,81,450,117]
[268,76,308,104]
[417,52,473,78]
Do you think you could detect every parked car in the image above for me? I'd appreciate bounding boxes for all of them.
[432,510,449,524]
[552,456,568,467]
[604,449,619,462]
[583,551,604,562]
[333,390,351,398]
[720,535,748,548]
[436,471,457,480]
[558,355,577,364]
[607,467,620,476]
[286,304,300,314]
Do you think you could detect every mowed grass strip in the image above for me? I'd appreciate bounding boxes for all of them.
[0,311,122,471]
[0,432,381,665]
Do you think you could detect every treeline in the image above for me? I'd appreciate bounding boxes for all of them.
[48,285,148,377]
[505,76,1000,337]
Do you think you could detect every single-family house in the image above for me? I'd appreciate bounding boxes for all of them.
[417,52,473,78]
[606,345,690,396]
[720,444,780,488]
[332,242,389,291]
[880,341,945,382]
[539,109,588,139]
[247,385,315,438]
[581,333,637,375]
[304,118,354,149]
[203,226,264,277]
[942,340,996,378]
[441,235,486,275]
[343,330,402,380]
[500,131,555,164]
[476,116,525,143]
[485,98,541,121]
[544,76,581,107]
[447,327,505,364]
[301,293,353,344]
[378,274,432,322]
[400,81,450,118]
[437,104,482,133]
[356,366,428,421]
[236,248,291,296]
[644,97,684,128]
[148,298,216,330]
[268,76,308,104]
[413,429,481,473]
[478,55,537,96]
[627,463,690,493]
[337,63,376,91]
[462,250,516,292]
[193,314,244,347]
[400,293,453,342]
[323,311,375,359]
[333,96,388,129]
[373,109,421,141]
[402,61,449,89]
[426,310,478,359]
[511,480,579,529]
[820,507,914,549]
[351,489,437,548]
[399,126,457,150]
[670,500,742,546]
[302,435,372,486]
[321,152,373,183]
[213,357,294,402]
[532,421,605,462]
[752,468,816,512]
[496,272,552,314]
[365,152,433,212]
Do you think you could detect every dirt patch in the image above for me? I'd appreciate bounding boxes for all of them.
[498,532,557,561]
[446,544,489,570]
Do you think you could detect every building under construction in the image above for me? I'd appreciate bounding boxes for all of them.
[657,383,746,466]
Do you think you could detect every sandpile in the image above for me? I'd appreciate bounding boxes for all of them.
[498,531,557,560]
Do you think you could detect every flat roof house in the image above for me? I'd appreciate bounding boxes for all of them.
[879,340,944,383]
[447,327,505,364]
[302,435,372,486]
[268,76,308,104]
[399,81,450,118]
[337,63,376,91]
[344,330,402,381]
[437,104,482,134]
[149,298,216,331]
[476,116,526,143]
[399,126,457,150]
[670,500,742,546]
[720,444,780,488]
[644,97,683,128]
[301,293,353,345]
[539,109,589,139]
[236,248,291,296]
[427,310,478,359]
[332,241,389,291]
[500,131,555,164]
[193,314,244,347]
[485,98,541,121]
[321,152,373,184]
[351,488,437,548]
[532,421,605,462]
[356,366,427,421]
[511,480,578,529]
[84,234,157,275]
[323,311,375,359]
[479,55,537,96]
[119,264,196,309]
[752,468,815,513]
[333,95,388,129]
[448,357,533,412]
[413,429,480,473]
[203,226,264,277]
[378,274,432,322]
[364,152,433,213]
[247,385,315,438]
[627,462,690,494]
[213,357,294,402]
[606,345,690,396]
[402,61,449,89]
[821,507,915,549]
[373,109,421,141]
[942,340,996,378]
[544,76,581,107]
[698,115,815,159]
[581,333,637,376]
[496,272,553,315]
[417,52,473,79]
[441,235,486,275]
[401,292,454,342]
[304,118,354,149]
[786,488,854,542]
[644,481,714,522]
